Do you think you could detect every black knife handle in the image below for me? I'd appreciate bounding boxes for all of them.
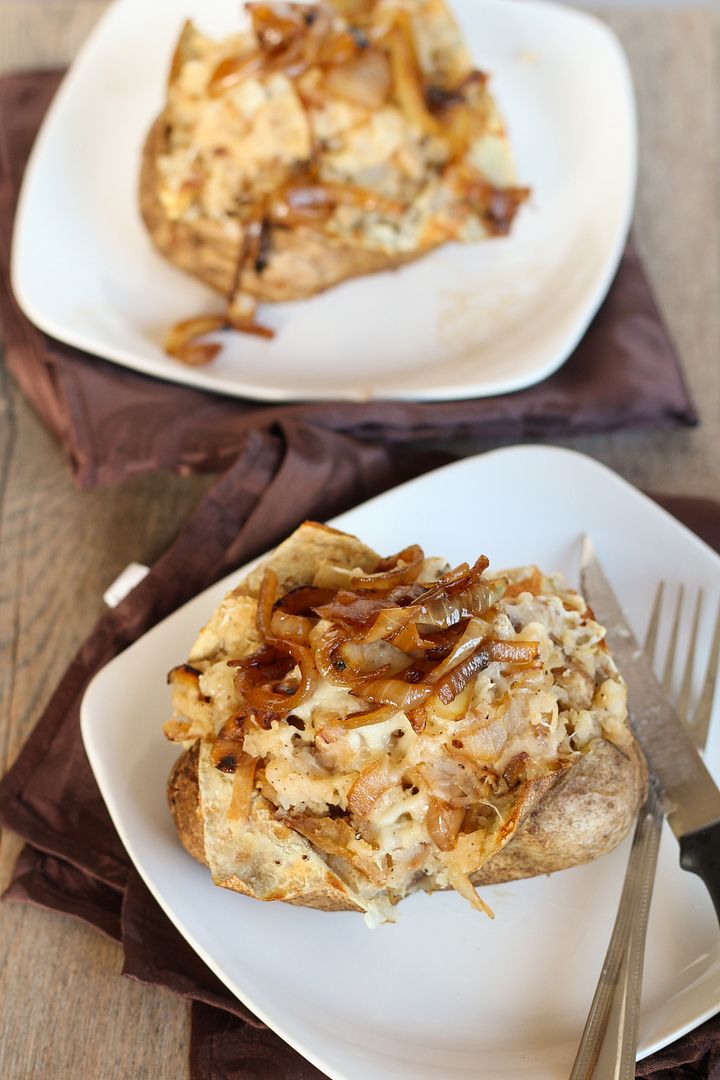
[680,821,720,925]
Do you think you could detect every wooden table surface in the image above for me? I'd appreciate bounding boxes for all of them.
[1,3,719,1077]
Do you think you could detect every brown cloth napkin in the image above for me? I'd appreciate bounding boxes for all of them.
[1,423,719,1079]
[0,70,697,490]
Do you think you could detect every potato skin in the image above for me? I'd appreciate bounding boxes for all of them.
[139,113,422,303]
[166,521,646,911]
[167,741,206,867]
[472,737,647,885]
[168,742,364,911]
[168,734,647,902]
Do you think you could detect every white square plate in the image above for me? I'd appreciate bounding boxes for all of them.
[81,445,720,1079]
[12,0,635,402]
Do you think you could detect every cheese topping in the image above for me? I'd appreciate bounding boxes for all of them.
[157,0,526,255]
[167,537,630,924]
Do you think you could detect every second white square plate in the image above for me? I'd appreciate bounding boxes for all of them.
[12,0,636,402]
[81,446,720,1079]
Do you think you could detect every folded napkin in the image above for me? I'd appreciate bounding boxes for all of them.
[0,71,697,489]
[1,424,718,1079]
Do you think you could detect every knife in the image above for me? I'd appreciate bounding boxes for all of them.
[580,536,720,923]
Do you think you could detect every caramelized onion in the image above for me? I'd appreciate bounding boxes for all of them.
[484,639,540,667]
[318,28,364,66]
[362,606,417,643]
[428,617,489,681]
[228,316,275,340]
[351,544,424,590]
[385,12,441,137]
[422,561,472,596]
[314,584,424,627]
[164,307,272,365]
[232,633,316,727]
[324,47,391,109]
[314,627,391,687]
[455,718,507,763]
[503,569,543,599]
[389,622,440,653]
[327,0,375,17]
[164,316,226,366]
[362,575,505,642]
[270,181,404,225]
[354,677,432,712]
[208,51,265,94]
[227,753,258,822]
[502,752,529,787]
[336,640,407,680]
[456,176,530,236]
[269,609,314,643]
[229,644,294,681]
[256,568,279,640]
[211,711,247,772]
[312,563,358,589]
[347,759,394,818]
[275,585,336,615]
[418,577,506,631]
[432,647,490,706]
[318,703,397,733]
[426,683,473,723]
[248,1,307,50]
[253,640,317,721]
[445,868,494,918]
[426,798,464,851]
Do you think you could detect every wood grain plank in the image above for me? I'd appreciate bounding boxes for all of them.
[0,382,210,1078]
[0,903,190,1079]
[0,3,109,75]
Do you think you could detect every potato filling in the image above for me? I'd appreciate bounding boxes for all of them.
[154,0,529,356]
[167,534,629,922]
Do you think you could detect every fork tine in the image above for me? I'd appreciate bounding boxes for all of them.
[662,585,685,696]
[691,597,720,750]
[677,590,703,724]
[644,581,665,661]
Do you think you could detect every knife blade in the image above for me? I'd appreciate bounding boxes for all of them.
[580,536,720,839]
[581,538,720,924]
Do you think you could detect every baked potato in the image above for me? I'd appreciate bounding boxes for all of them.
[139,0,529,355]
[164,522,646,924]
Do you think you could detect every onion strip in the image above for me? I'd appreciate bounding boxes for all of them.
[227,753,258,822]
[351,544,424,590]
[347,760,395,819]
[354,678,432,712]
[318,704,397,734]
[445,868,495,918]
[426,798,465,851]
[270,609,314,644]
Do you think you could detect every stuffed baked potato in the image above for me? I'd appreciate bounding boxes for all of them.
[164,523,646,925]
[140,0,529,356]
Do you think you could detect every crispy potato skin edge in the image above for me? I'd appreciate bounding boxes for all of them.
[168,735,647,907]
[167,743,364,911]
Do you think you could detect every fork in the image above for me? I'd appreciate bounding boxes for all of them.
[569,584,720,1080]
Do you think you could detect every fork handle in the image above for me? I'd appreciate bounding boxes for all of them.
[680,821,720,925]
[569,787,663,1079]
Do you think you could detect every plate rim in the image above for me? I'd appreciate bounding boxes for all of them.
[11,0,637,403]
[80,444,720,1078]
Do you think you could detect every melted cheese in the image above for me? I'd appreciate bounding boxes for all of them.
[156,2,521,256]
[178,552,630,923]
